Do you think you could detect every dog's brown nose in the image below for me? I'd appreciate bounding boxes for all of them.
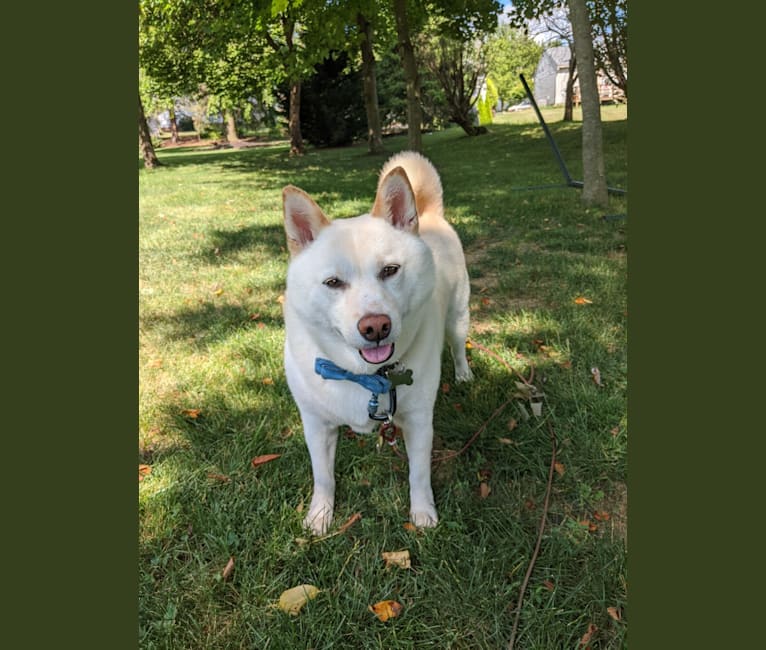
[357,314,392,342]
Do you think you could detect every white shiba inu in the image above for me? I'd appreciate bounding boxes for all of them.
[281,151,473,535]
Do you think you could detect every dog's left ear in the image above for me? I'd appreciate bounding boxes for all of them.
[371,167,418,234]
[283,185,330,256]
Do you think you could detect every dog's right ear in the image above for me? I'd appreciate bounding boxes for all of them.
[282,186,330,256]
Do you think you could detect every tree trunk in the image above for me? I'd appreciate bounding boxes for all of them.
[288,80,304,156]
[168,105,179,144]
[563,53,577,122]
[224,109,239,143]
[393,0,422,153]
[138,93,161,169]
[568,0,608,207]
[357,13,384,154]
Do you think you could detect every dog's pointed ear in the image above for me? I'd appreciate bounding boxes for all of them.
[283,185,330,256]
[371,167,418,234]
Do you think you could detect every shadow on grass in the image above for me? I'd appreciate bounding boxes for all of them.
[199,223,287,265]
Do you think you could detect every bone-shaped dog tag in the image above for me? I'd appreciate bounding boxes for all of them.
[386,368,413,387]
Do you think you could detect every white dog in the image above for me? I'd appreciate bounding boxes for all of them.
[281,151,473,535]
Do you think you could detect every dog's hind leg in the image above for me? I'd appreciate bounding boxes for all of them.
[446,289,474,383]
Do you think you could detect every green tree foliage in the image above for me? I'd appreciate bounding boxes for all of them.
[297,51,367,147]
[477,77,498,125]
[485,25,543,107]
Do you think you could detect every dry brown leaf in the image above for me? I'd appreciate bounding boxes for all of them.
[574,296,593,305]
[507,418,518,431]
[181,408,201,419]
[336,512,362,534]
[479,482,491,499]
[593,510,611,521]
[498,437,513,445]
[579,623,598,646]
[221,556,235,580]
[381,550,411,570]
[402,522,417,532]
[607,606,622,621]
[368,600,403,622]
[148,359,163,368]
[554,462,565,477]
[213,288,224,296]
[278,584,320,615]
[542,580,555,591]
[262,377,274,385]
[207,473,230,483]
[610,426,620,437]
[139,464,152,481]
[441,382,451,394]
[251,454,282,468]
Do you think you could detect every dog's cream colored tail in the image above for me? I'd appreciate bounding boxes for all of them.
[376,151,444,223]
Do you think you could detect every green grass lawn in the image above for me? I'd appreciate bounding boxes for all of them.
[139,108,627,649]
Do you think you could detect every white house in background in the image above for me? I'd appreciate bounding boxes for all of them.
[533,46,572,107]
[532,46,625,107]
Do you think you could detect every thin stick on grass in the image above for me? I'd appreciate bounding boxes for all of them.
[508,419,557,650]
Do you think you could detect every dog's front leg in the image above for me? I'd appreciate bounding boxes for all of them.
[399,411,438,528]
[301,412,339,536]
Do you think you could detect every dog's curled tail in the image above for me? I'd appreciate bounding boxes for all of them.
[377,151,444,223]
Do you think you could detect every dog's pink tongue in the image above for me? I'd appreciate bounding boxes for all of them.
[361,344,393,364]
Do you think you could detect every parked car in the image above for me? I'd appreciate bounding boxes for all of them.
[507,98,532,112]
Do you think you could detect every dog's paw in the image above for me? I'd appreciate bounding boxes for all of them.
[304,502,334,536]
[454,365,474,383]
[410,507,439,529]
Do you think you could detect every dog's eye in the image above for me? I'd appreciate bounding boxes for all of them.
[380,264,400,279]
[323,277,346,289]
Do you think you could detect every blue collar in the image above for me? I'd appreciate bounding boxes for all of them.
[314,358,392,394]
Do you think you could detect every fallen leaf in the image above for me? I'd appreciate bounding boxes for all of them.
[593,510,611,521]
[139,464,152,481]
[251,454,281,468]
[507,418,518,431]
[579,623,598,646]
[559,360,573,369]
[278,584,320,615]
[402,522,417,532]
[498,437,513,445]
[610,426,620,437]
[181,408,201,419]
[213,288,224,296]
[148,359,163,368]
[590,367,602,386]
[441,382,451,394]
[607,606,622,621]
[221,556,235,580]
[381,550,411,570]
[453,403,463,411]
[481,297,491,306]
[531,401,543,417]
[465,340,473,349]
[479,482,491,499]
[262,377,274,385]
[574,296,593,305]
[276,294,285,304]
[249,313,261,321]
[207,473,230,483]
[336,512,362,535]
[554,462,565,477]
[368,600,403,622]
[524,499,535,510]
[542,580,555,591]
[579,519,598,532]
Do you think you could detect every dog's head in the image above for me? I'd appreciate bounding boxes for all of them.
[282,166,436,371]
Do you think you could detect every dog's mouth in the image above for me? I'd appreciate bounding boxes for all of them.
[359,343,395,365]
